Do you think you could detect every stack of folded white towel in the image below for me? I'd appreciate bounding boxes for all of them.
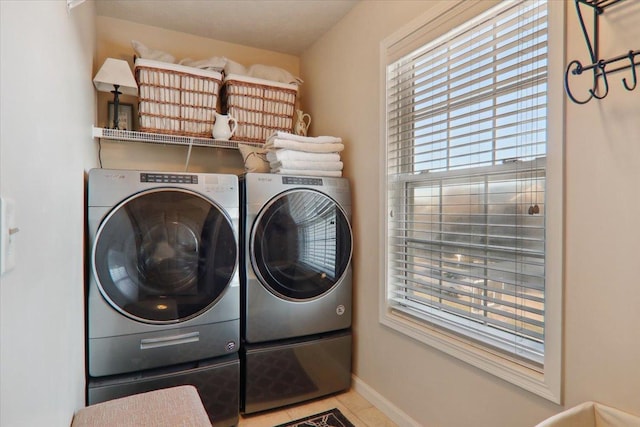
[265,131,344,177]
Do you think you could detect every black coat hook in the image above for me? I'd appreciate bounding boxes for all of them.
[622,50,637,91]
[589,60,609,99]
[564,60,595,104]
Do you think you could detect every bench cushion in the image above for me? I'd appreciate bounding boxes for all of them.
[71,385,210,427]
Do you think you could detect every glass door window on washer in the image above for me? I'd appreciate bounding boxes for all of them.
[93,189,237,323]
[251,189,352,300]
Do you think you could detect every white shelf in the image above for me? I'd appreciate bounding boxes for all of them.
[92,127,262,149]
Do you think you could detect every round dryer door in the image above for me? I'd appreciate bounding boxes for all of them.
[251,189,352,300]
[92,189,237,324]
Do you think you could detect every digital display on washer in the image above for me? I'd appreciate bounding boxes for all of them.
[140,173,198,184]
[282,176,323,186]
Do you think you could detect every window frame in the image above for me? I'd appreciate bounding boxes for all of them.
[379,0,564,403]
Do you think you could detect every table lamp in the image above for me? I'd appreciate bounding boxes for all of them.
[93,58,138,129]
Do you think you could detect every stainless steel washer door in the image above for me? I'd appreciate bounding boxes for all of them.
[92,188,237,324]
[250,189,352,300]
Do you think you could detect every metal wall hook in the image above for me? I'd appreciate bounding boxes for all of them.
[564,60,595,104]
[589,60,609,99]
[622,50,637,91]
[565,0,639,104]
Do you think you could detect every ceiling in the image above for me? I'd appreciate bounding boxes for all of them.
[95,0,359,56]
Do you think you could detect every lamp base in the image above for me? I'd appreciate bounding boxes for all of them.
[110,85,122,130]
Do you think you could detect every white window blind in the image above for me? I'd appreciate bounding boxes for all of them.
[385,0,548,368]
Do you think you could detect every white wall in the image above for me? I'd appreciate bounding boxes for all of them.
[563,0,640,409]
[302,1,640,426]
[0,1,96,426]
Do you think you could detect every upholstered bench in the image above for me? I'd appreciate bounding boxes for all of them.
[71,385,211,426]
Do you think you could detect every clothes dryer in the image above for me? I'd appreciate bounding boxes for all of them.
[241,172,353,413]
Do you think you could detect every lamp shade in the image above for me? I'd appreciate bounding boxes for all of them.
[93,58,138,95]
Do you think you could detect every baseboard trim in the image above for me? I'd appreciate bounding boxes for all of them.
[351,375,422,427]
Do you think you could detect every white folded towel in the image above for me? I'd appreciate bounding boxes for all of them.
[270,160,343,171]
[267,131,342,144]
[264,138,344,153]
[271,168,342,177]
[266,150,341,163]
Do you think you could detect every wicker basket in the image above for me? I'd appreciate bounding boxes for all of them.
[135,58,222,138]
[221,74,298,143]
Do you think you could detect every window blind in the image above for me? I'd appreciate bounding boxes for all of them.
[385,0,548,367]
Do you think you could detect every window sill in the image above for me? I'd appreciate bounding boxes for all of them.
[379,310,561,404]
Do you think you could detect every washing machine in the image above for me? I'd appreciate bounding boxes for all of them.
[241,172,353,413]
[87,168,241,426]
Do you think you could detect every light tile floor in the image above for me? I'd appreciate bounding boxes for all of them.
[237,389,398,427]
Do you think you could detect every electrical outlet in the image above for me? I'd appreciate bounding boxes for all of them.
[0,197,18,275]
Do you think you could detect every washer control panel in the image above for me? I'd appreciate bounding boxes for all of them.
[282,176,323,186]
[140,173,198,184]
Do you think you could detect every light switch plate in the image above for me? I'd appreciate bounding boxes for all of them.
[0,197,17,275]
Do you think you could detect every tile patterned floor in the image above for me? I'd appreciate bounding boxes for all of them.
[237,389,398,427]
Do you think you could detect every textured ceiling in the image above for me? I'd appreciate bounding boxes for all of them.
[95,0,359,56]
